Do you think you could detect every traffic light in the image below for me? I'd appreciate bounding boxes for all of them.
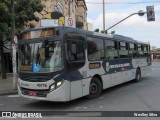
[146,6,155,22]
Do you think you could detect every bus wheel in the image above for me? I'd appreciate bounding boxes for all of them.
[134,69,141,82]
[86,78,102,99]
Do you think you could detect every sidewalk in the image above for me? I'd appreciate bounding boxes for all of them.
[152,59,160,62]
[0,74,18,96]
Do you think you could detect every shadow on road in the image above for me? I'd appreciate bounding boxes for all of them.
[22,97,90,110]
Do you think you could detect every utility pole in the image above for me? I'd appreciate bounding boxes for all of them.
[11,0,17,89]
[103,0,105,31]
[68,0,71,17]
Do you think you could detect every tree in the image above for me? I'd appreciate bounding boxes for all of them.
[94,28,100,33]
[0,1,11,79]
[14,0,43,34]
[101,30,108,34]
[0,0,43,79]
[110,31,115,34]
[94,28,115,35]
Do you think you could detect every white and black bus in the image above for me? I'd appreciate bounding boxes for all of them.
[18,26,151,101]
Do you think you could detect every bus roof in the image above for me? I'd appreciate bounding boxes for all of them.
[22,26,149,45]
[113,34,149,45]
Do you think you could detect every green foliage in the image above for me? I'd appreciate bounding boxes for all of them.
[94,28,115,34]
[94,28,99,33]
[15,0,43,35]
[0,0,43,41]
[100,30,104,33]
[101,30,108,34]
[110,31,115,34]
[0,1,11,39]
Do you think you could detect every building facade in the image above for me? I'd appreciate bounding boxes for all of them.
[27,0,88,30]
[87,22,93,31]
[151,48,160,60]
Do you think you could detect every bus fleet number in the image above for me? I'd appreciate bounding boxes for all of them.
[37,84,47,87]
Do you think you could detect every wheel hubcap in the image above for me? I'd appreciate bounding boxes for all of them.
[90,83,98,94]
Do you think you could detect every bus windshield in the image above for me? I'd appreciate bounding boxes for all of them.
[18,40,63,73]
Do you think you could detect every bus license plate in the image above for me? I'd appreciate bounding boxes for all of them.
[28,91,37,96]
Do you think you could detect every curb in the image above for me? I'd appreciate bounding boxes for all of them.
[0,91,18,96]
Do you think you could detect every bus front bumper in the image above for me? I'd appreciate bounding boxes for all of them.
[18,80,70,102]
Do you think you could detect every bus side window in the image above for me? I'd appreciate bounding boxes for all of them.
[65,33,86,70]
[129,43,134,58]
[65,33,85,62]
[87,37,105,61]
[144,45,149,57]
[66,41,85,61]
[119,42,129,59]
[66,42,76,61]
[137,44,143,57]
[105,40,118,60]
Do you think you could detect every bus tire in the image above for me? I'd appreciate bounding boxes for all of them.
[134,69,141,82]
[86,78,102,99]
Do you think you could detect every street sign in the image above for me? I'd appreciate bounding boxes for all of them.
[40,19,58,27]
[146,6,155,22]
[65,16,75,28]
[67,18,73,26]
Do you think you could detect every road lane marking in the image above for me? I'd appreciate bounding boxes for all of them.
[99,105,103,109]
[151,68,160,70]
[75,107,83,109]
[7,94,20,97]
[152,65,160,66]
[99,97,104,99]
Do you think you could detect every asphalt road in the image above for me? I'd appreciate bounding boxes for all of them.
[0,62,160,119]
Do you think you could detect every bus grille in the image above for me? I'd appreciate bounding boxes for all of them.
[20,77,51,82]
[19,73,53,82]
[20,87,49,97]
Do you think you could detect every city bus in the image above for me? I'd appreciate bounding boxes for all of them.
[17,26,151,102]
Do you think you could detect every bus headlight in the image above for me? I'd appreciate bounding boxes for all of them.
[50,81,63,91]
[50,84,55,91]
[56,81,62,87]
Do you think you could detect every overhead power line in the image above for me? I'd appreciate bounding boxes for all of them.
[86,1,160,5]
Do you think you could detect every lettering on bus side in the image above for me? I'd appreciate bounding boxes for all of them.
[105,62,131,72]
[110,63,131,69]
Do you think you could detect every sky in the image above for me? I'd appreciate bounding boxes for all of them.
[85,0,160,48]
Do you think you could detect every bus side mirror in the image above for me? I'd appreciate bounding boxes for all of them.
[71,43,76,54]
